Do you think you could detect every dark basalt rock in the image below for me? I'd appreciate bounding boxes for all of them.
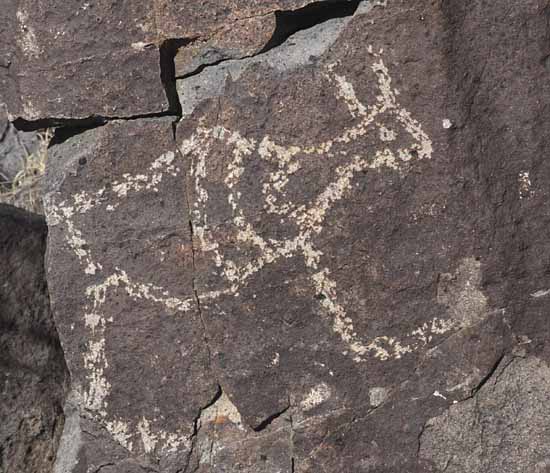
[0,204,68,473]
[0,0,343,121]
[1,1,167,120]
[44,118,218,472]
[35,0,550,472]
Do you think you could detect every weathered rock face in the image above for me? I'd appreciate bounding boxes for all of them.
[45,118,218,472]
[0,0,348,121]
[420,355,550,472]
[1,1,167,120]
[0,204,68,473]
[33,0,550,472]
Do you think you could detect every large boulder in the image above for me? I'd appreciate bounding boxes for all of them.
[41,0,550,472]
[0,204,68,473]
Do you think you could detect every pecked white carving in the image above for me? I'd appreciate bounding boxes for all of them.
[46,52,461,455]
[181,53,445,364]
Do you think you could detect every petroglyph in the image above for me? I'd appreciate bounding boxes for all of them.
[45,149,196,455]
[518,170,532,199]
[369,387,389,407]
[46,52,477,455]
[181,53,462,363]
[16,8,41,58]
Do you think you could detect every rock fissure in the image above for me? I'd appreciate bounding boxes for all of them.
[184,184,215,373]
[289,413,296,473]
[182,385,223,472]
[91,462,116,473]
[12,110,180,134]
[159,38,192,116]
[175,0,363,80]
[468,353,506,398]
[0,120,11,144]
[176,54,245,80]
[253,403,291,432]
[416,417,428,461]
[258,0,362,54]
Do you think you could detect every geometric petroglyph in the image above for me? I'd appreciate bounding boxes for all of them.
[180,52,466,363]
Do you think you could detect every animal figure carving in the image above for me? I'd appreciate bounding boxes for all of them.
[46,52,456,455]
[182,54,441,363]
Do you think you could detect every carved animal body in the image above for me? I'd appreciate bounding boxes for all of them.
[45,52,467,456]
[183,54,443,363]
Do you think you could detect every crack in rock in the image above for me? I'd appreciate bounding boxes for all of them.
[176,0,375,117]
[175,0,363,80]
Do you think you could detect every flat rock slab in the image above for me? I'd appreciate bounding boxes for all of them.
[1,1,167,120]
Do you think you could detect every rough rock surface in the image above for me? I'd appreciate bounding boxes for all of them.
[0,204,68,473]
[33,0,550,472]
[420,355,550,472]
[45,118,218,472]
[0,0,344,121]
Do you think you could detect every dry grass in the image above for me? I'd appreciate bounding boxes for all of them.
[0,129,52,214]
